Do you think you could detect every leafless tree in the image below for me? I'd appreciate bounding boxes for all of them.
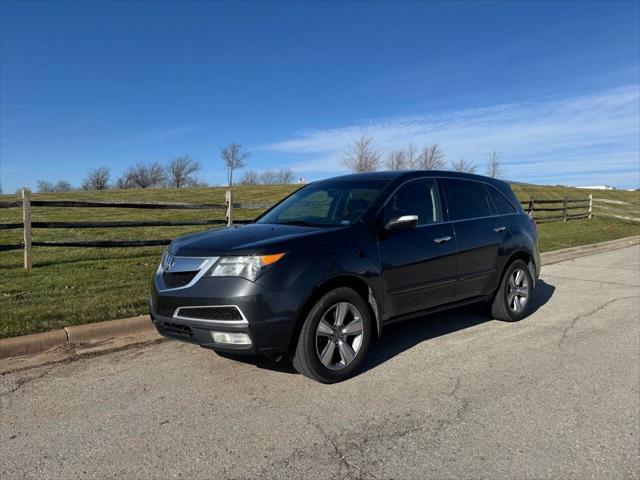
[122,161,166,188]
[220,143,249,187]
[115,175,133,190]
[240,170,260,185]
[386,150,408,171]
[36,180,73,192]
[485,151,506,179]
[450,158,477,173]
[82,166,111,190]
[341,135,381,173]
[259,170,279,185]
[405,144,419,169]
[36,180,54,192]
[416,144,446,170]
[167,155,201,188]
[276,168,295,184]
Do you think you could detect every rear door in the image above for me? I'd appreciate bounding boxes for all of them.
[378,178,457,318]
[440,178,503,300]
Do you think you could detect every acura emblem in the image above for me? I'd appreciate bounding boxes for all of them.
[162,253,176,272]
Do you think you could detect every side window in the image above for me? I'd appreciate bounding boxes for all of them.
[487,185,517,215]
[441,178,492,221]
[383,178,441,226]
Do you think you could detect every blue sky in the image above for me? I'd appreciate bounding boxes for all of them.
[1,0,639,192]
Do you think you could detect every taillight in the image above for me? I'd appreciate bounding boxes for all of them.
[530,216,537,231]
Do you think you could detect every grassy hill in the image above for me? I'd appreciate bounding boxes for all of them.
[0,182,638,338]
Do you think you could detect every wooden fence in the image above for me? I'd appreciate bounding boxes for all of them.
[0,188,272,270]
[519,195,592,223]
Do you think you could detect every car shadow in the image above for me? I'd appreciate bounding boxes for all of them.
[219,280,556,377]
[361,279,556,373]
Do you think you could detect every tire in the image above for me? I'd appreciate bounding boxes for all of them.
[491,259,534,322]
[292,287,372,383]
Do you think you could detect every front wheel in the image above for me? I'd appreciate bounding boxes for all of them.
[491,259,534,322]
[292,287,372,383]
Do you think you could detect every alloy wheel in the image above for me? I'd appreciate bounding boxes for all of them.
[507,268,530,313]
[315,302,364,370]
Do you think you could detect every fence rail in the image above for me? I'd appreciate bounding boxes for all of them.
[0,188,270,270]
[519,195,592,223]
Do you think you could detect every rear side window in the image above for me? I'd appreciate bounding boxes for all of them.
[383,178,441,226]
[487,185,517,215]
[440,178,492,221]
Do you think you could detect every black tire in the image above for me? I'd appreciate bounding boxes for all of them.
[292,287,372,383]
[491,259,535,322]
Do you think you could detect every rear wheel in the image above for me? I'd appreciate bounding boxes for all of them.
[293,287,372,383]
[491,259,534,322]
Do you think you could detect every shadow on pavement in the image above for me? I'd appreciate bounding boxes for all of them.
[217,280,556,377]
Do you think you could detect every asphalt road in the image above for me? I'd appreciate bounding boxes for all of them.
[1,246,639,479]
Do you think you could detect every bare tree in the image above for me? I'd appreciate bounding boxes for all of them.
[115,175,133,190]
[82,166,110,190]
[485,151,506,179]
[259,170,279,185]
[54,180,73,192]
[405,144,419,169]
[220,143,249,187]
[167,155,201,188]
[36,180,73,192]
[341,135,381,173]
[122,161,166,188]
[240,170,260,185]
[450,158,477,173]
[416,144,446,170]
[276,168,295,184]
[386,150,408,171]
[36,180,55,192]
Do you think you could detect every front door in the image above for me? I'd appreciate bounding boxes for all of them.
[378,178,457,319]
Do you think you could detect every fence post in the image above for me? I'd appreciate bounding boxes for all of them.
[528,195,535,218]
[22,187,32,270]
[225,190,233,227]
[588,194,593,219]
[562,195,568,222]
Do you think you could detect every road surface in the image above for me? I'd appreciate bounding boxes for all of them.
[1,245,639,479]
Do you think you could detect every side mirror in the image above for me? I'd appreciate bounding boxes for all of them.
[385,214,418,231]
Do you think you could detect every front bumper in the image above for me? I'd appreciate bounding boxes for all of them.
[149,276,307,356]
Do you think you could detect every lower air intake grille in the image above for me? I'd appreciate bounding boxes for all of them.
[175,306,244,322]
[162,271,197,289]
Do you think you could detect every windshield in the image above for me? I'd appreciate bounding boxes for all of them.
[257,179,389,227]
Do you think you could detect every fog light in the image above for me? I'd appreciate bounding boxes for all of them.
[211,331,252,346]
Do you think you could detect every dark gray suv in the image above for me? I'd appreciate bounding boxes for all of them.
[150,171,540,383]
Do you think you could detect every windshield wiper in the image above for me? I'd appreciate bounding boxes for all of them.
[276,220,333,227]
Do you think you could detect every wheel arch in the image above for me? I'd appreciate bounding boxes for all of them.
[288,274,381,353]
[498,249,536,291]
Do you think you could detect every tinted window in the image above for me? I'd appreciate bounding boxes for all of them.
[487,185,517,215]
[441,178,492,221]
[257,180,388,227]
[383,178,441,226]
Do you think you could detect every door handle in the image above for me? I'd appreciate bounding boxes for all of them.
[434,236,452,244]
[493,226,506,233]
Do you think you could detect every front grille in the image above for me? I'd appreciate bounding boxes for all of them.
[175,306,244,321]
[162,271,197,289]
[161,322,193,338]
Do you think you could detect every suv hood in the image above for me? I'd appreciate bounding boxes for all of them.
[169,223,340,257]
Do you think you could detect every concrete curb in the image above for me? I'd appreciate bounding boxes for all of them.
[1,234,638,366]
[0,315,154,360]
[540,235,639,266]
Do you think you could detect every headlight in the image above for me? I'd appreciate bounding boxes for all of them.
[205,253,285,281]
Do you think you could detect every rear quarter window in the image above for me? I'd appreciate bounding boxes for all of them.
[487,185,517,215]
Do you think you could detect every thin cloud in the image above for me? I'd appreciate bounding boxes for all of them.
[261,86,640,187]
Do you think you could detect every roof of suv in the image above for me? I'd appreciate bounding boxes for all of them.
[325,170,510,188]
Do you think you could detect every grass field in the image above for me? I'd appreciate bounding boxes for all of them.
[0,183,638,338]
